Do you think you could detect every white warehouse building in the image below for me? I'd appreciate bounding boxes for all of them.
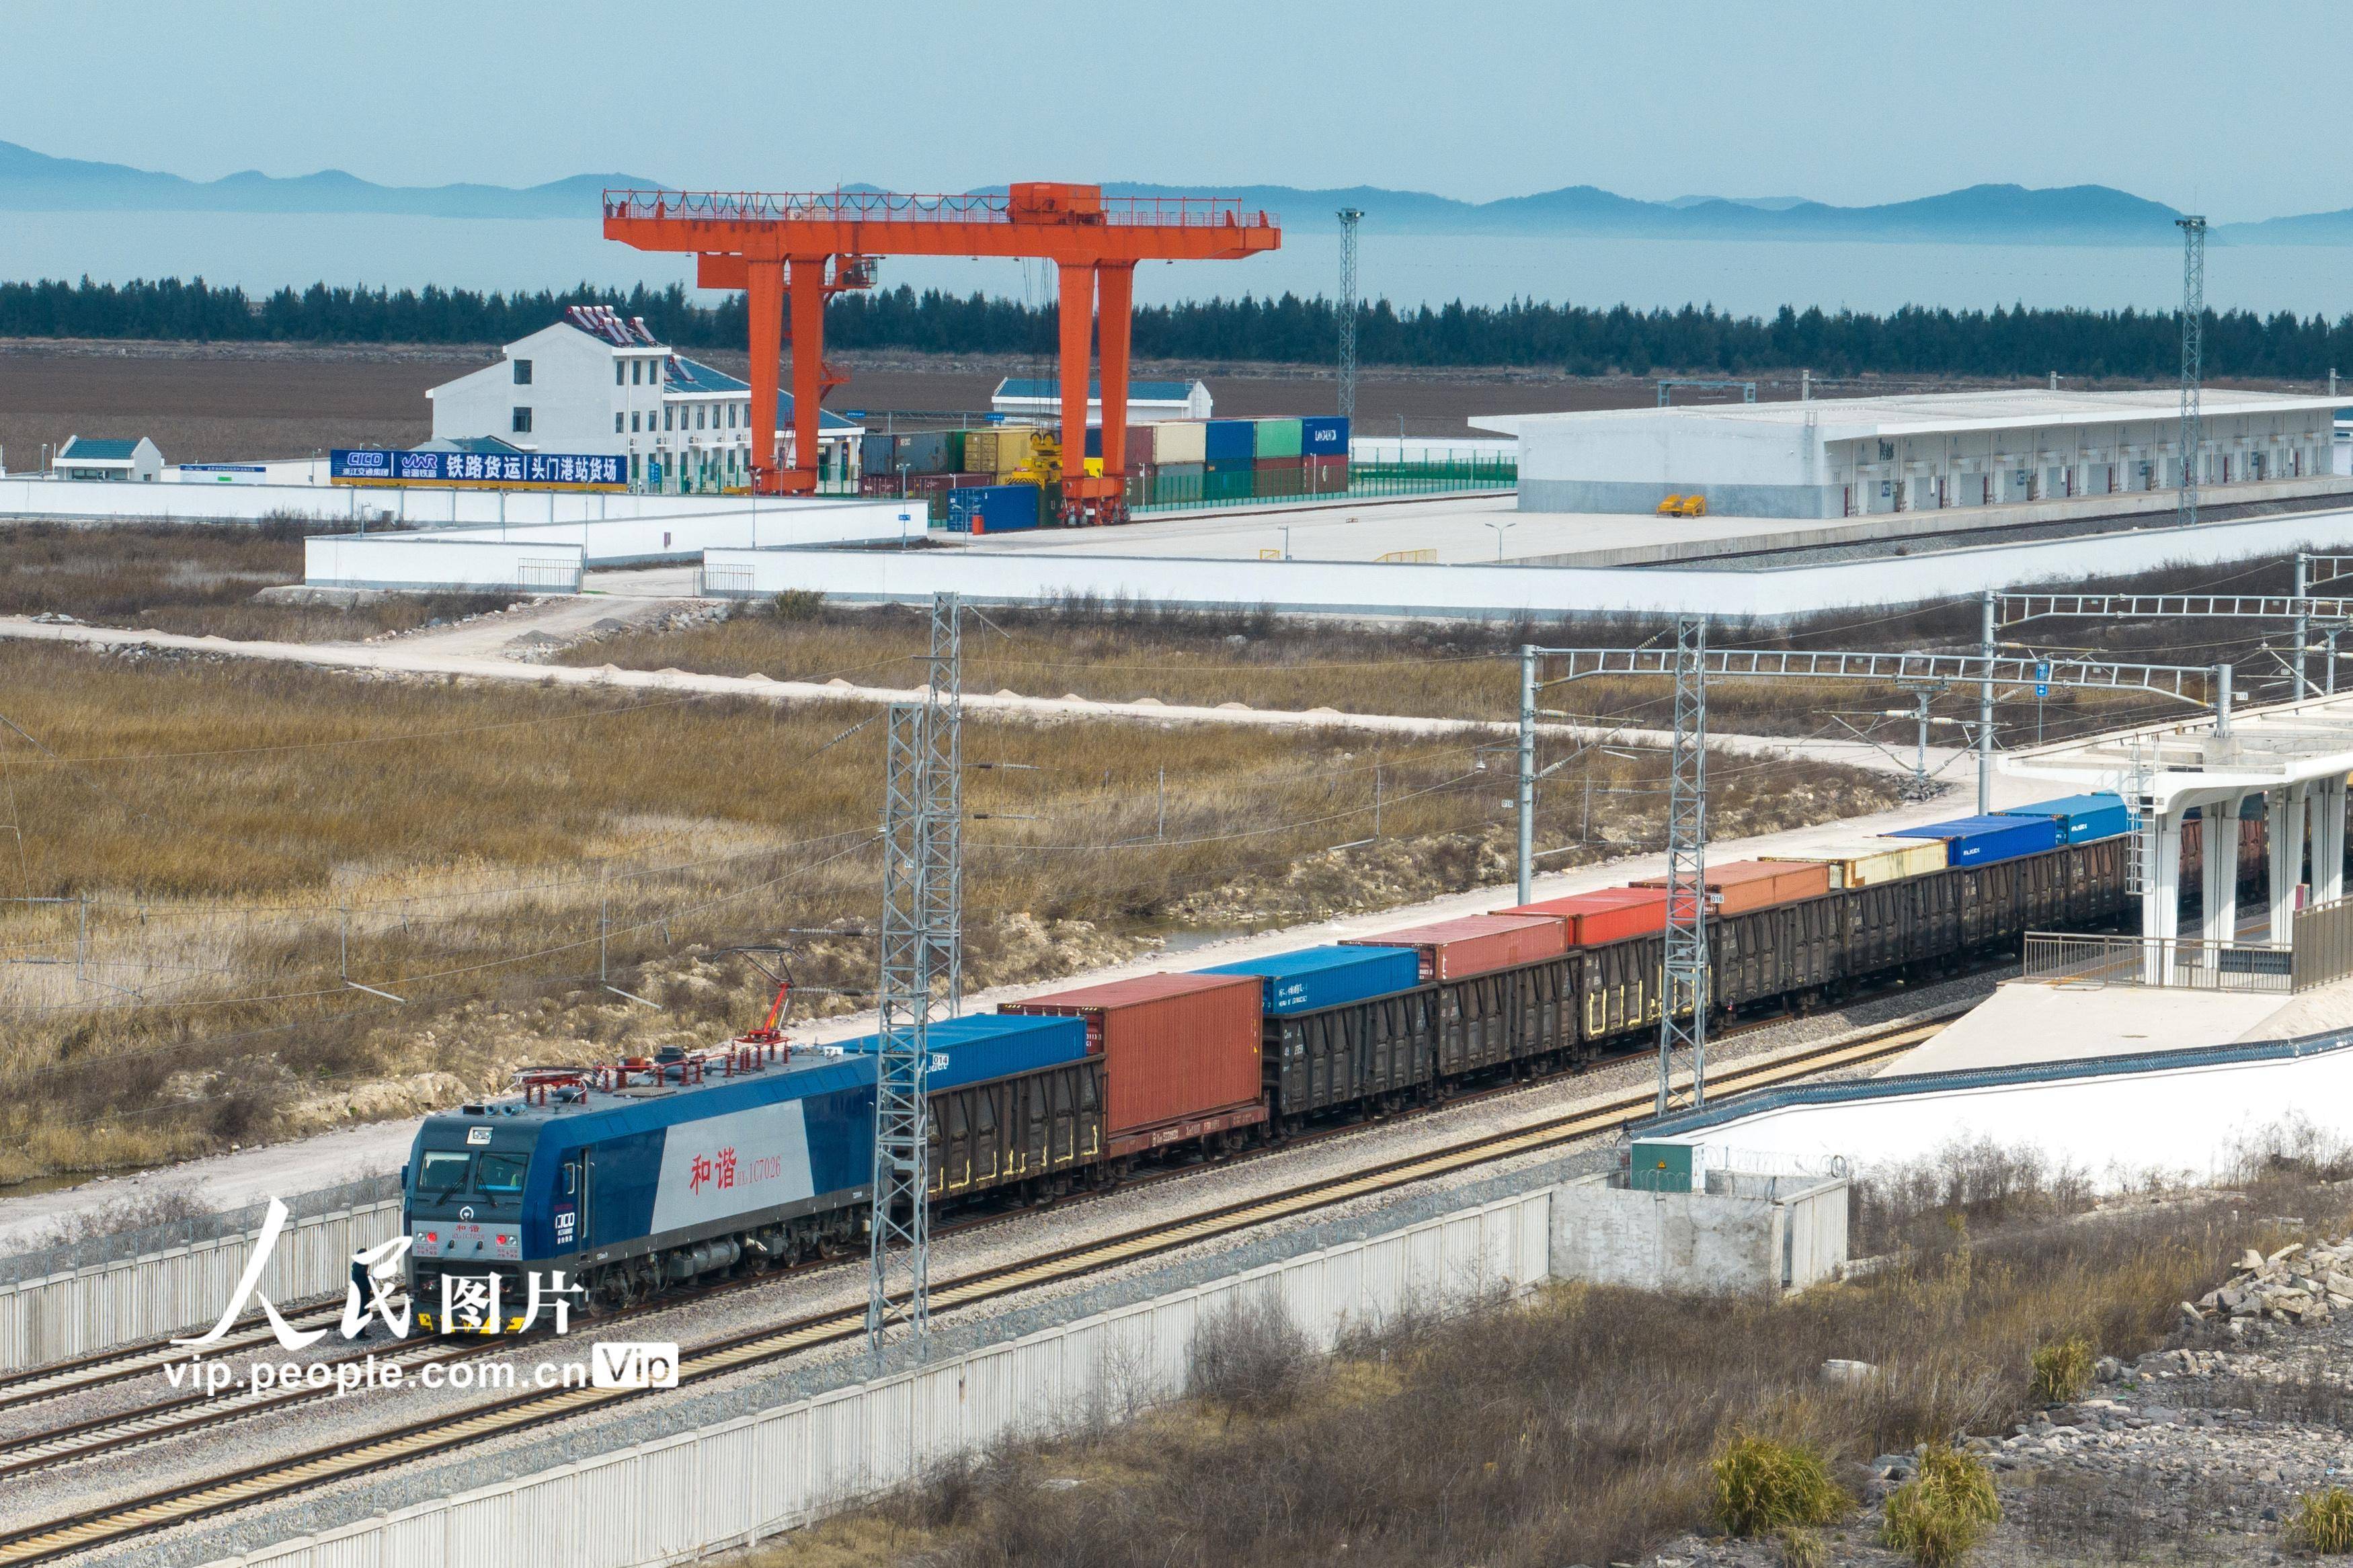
[428,305,859,495]
[1476,388,2347,519]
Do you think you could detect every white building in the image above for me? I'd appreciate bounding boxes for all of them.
[1477,388,2348,518]
[51,435,163,482]
[990,376,1211,423]
[427,305,859,494]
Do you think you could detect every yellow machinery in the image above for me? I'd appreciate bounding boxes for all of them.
[1656,493,1707,518]
[1007,429,1063,488]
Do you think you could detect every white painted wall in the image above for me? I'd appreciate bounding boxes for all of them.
[393,500,922,564]
[305,538,585,593]
[702,503,2353,622]
[0,477,908,534]
[1647,1036,2353,1192]
[0,1198,401,1372]
[197,1186,1553,1568]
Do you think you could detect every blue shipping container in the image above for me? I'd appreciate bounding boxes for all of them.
[1300,416,1349,456]
[1203,419,1257,462]
[1197,944,1423,1016]
[1887,814,2061,868]
[945,483,1041,534]
[1998,793,2130,845]
[830,1012,1087,1091]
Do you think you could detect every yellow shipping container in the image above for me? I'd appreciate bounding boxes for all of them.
[1761,837,1946,889]
[991,426,1040,474]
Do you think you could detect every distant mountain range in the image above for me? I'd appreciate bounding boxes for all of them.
[8,138,2353,245]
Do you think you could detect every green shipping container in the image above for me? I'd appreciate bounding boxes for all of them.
[1204,468,1254,503]
[1252,417,1303,458]
[942,429,967,470]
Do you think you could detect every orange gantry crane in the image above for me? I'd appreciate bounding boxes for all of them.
[602,182,1280,524]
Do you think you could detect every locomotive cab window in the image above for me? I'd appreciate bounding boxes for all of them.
[476,1153,528,1194]
[418,1151,471,1193]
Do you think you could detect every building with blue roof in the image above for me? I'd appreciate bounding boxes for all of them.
[50,434,163,483]
[992,376,1211,423]
[426,304,865,495]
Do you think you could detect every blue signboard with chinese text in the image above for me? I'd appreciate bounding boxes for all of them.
[331,449,625,491]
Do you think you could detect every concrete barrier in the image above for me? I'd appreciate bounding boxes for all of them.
[1548,1171,1849,1294]
[303,538,586,594]
[0,1195,403,1372]
[199,1186,1552,1568]
[388,499,923,566]
[703,504,2353,621]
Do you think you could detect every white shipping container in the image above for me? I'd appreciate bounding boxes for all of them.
[1761,837,1946,888]
[1152,420,1207,464]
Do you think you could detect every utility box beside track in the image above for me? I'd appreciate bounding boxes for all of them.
[1550,1166,1849,1296]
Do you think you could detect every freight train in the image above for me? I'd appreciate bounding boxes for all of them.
[401,792,2270,1325]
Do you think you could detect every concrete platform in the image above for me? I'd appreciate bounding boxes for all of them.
[1880,967,2353,1078]
[1877,981,2282,1077]
[957,476,2353,569]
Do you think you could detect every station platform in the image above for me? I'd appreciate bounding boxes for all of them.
[1878,968,2353,1078]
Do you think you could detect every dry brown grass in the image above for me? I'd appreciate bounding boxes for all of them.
[751,1184,2336,1568]
[0,520,506,641]
[0,639,1898,1182]
[556,589,2210,745]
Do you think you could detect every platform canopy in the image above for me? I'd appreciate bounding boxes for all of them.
[2004,688,2353,971]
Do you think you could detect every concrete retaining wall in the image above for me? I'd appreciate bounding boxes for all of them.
[200,1187,1554,1568]
[1547,1173,1848,1294]
[703,503,2353,622]
[303,538,586,594]
[0,1198,403,1372]
[386,499,923,565]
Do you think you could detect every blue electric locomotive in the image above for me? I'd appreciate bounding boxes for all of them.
[403,1014,1090,1325]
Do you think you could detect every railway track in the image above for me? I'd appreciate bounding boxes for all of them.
[0,1015,1942,1567]
[0,975,1960,1477]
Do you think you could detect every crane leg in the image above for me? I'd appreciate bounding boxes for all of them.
[1092,262,1135,525]
[784,255,828,494]
[1055,261,1096,523]
[745,259,785,495]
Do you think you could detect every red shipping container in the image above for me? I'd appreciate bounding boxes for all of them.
[1630,858,1832,914]
[1306,456,1350,494]
[1341,913,1566,981]
[1495,886,1669,946]
[998,973,1265,1153]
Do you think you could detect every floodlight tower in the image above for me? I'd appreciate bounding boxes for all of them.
[2178,214,2206,528]
[1337,208,1363,419]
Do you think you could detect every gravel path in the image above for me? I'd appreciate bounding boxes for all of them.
[25,970,1997,1568]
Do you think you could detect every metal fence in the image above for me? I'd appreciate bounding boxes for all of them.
[2295,895,2353,992]
[1129,457,1516,517]
[2022,931,2294,993]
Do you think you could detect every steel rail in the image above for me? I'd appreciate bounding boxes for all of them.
[1533,646,2216,703]
[0,1019,1944,1567]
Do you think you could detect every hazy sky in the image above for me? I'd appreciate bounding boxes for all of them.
[5,0,2342,223]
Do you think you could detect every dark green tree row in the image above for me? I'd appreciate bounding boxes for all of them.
[3,274,2350,382]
